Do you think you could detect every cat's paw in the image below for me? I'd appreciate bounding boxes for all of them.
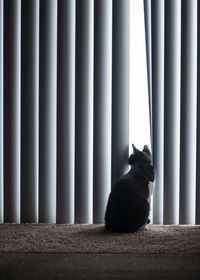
[139,224,149,231]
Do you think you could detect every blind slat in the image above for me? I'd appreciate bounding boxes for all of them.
[0,0,3,223]
[151,0,165,224]
[0,0,4,223]
[93,0,112,223]
[112,0,130,185]
[180,0,197,224]
[21,0,39,223]
[39,0,57,223]
[75,0,94,223]
[57,0,76,224]
[164,0,181,224]
[196,0,200,224]
[4,0,21,223]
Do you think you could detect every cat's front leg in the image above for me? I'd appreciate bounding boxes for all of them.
[139,223,149,231]
[148,181,155,200]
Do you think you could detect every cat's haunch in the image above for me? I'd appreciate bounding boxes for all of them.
[105,144,155,233]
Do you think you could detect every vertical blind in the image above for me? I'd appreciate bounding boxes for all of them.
[0,0,130,224]
[144,0,199,224]
[1,0,199,225]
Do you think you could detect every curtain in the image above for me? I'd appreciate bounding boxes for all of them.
[0,0,130,223]
[144,0,199,224]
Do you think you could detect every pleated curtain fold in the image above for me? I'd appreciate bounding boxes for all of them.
[144,0,199,224]
[0,0,130,224]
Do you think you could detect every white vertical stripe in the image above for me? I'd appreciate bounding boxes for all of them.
[21,0,39,223]
[39,0,57,223]
[93,0,112,223]
[130,0,150,152]
[4,0,21,222]
[75,0,94,223]
[143,0,152,135]
[164,0,181,224]
[0,0,3,222]
[151,0,164,224]
[57,0,75,224]
[180,0,197,224]
[112,0,130,185]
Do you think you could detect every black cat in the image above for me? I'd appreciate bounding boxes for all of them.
[105,144,155,233]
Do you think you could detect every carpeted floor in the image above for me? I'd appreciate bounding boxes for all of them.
[0,224,200,254]
[0,224,200,279]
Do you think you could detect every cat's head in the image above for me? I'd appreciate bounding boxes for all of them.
[128,144,154,181]
[128,144,152,164]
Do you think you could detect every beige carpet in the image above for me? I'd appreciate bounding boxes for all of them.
[0,223,200,254]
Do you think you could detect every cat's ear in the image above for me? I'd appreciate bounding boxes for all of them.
[132,144,139,154]
[143,145,150,153]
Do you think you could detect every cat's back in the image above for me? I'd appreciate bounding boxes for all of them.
[105,173,150,232]
[110,169,148,202]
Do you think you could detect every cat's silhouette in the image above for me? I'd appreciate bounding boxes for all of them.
[105,144,155,233]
